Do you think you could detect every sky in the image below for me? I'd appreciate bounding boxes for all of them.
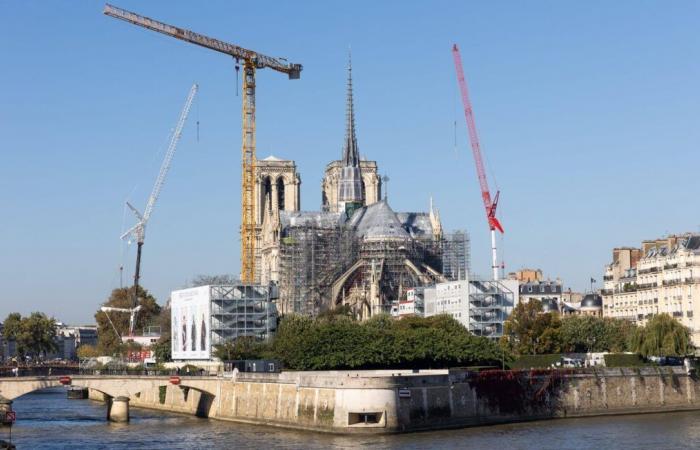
[1,1,699,324]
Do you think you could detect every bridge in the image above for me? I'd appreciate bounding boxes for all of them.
[0,375,218,422]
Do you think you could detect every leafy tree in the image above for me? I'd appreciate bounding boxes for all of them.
[631,313,692,357]
[213,336,269,361]
[559,316,636,353]
[269,313,507,370]
[501,300,562,355]
[76,344,100,359]
[2,312,58,359]
[2,313,22,341]
[95,286,161,355]
[152,337,172,363]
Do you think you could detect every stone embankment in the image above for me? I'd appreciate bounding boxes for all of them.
[89,367,700,434]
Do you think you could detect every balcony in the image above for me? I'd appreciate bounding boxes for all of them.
[638,267,659,275]
[663,263,679,270]
[637,282,658,290]
[662,279,682,286]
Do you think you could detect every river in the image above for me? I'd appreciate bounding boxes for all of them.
[4,387,700,449]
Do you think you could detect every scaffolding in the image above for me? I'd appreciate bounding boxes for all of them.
[278,221,356,315]
[443,230,471,280]
[210,284,277,343]
[468,279,514,338]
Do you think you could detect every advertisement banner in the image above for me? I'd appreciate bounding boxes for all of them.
[171,286,211,360]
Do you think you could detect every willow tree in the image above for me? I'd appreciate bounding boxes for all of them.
[631,313,693,357]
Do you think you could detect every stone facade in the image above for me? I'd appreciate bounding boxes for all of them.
[68,367,700,434]
[321,160,381,213]
[603,234,700,345]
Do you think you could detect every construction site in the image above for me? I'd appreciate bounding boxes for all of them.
[102,4,512,342]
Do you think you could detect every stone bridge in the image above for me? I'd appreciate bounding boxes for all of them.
[0,375,219,422]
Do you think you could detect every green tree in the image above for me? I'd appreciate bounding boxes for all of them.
[501,300,562,355]
[152,337,172,363]
[269,313,506,370]
[2,313,22,341]
[631,313,692,357]
[213,336,269,361]
[95,286,161,355]
[559,316,636,353]
[3,312,58,359]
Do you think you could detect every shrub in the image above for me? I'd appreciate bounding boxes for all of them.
[604,353,646,367]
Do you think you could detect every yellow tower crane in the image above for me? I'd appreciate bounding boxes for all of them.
[104,4,302,283]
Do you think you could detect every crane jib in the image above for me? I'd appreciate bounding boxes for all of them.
[103,3,302,78]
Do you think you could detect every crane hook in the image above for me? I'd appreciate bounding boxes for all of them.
[235,64,240,97]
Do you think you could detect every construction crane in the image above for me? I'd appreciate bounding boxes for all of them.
[121,83,198,319]
[104,4,303,283]
[101,305,142,340]
[452,44,504,281]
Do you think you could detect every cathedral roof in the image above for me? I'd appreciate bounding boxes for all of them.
[349,199,410,241]
[280,211,344,229]
[396,212,434,239]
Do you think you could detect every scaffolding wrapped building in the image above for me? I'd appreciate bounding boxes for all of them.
[442,230,470,281]
[171,284,277,361]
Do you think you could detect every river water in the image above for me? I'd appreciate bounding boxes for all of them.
[5,387,700,449]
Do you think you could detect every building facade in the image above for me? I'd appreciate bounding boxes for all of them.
[421,279,517,339]
[603,234,700,345]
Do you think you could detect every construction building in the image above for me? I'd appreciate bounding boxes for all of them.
[171,284,277,361]
[415,278,517,339]
[442,230,471,280]
[256,59,457,319]
[602,234,700,345]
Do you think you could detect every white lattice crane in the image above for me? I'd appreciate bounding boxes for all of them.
[120,83,198,328]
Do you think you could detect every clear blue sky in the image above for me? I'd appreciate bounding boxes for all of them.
[1,1,698,324]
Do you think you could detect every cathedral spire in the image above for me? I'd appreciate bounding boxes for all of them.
[337,49,365,217]
[342,49,360,167]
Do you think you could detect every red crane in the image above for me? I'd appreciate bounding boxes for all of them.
[452,43,504,280]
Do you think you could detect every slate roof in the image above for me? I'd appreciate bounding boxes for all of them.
[348,199,409,240]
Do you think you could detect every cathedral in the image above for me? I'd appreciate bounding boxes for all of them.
[253,58,447,319]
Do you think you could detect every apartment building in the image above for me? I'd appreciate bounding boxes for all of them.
[603,234,700,344]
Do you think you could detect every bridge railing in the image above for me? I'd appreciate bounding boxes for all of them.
[0,366,216,378]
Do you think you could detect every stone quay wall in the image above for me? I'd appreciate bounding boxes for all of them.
[89,367,700,434]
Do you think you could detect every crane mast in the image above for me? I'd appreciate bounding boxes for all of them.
[121,83,197,318]
[452,44,504,281]
[104,4,302,283]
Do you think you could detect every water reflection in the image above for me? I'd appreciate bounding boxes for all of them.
[5,388,700,449]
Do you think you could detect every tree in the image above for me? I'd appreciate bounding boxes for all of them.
[95,286,161,355]
[2,313,22,341]
[77,344,100,359]
[269,313,507,370]
[559,316,636,353]
[631,313,692,357]
[190,274,238,287]
[501,300,562,355]
[152,337,172,363]
[213,336,268,361]
[2,312,57,359]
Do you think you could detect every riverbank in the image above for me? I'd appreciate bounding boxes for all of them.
[88,366,700,434]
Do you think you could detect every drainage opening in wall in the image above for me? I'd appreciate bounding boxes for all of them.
[348,412,384,427]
